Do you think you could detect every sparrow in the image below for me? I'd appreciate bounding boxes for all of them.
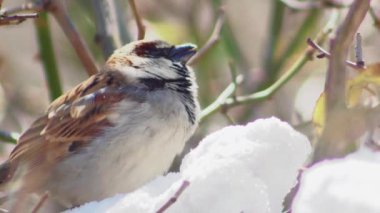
[0,40,199,211]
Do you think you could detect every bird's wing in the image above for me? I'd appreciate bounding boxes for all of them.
[4,71,131,189]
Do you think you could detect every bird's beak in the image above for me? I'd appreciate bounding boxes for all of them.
[170,44,197,64]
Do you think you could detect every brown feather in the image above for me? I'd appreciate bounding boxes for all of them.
[3,71,128,192]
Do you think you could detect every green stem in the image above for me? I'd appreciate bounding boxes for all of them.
[34,12,62,101]
[274,9,320,73]
[199,11,337,121]
[263,0,285,83]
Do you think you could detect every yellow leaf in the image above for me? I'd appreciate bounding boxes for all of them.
[312,63,380,134]
[312,93,326,135]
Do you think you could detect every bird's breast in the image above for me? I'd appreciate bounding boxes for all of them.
[48,94,197,207]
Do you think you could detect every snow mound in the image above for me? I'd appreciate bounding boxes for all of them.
[293,147,380,213]
[67,117,311,213]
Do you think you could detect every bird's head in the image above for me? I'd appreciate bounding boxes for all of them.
[106,40,197,83]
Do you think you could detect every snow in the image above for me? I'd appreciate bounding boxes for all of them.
[67,117,311,213]
[292,147,380,213]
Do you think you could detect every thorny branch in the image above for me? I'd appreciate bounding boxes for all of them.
[306,38,366,70]
[156,180,190,213]
[0,1,37,25]
[129,0,146,40]
[0,13,38,26]
[1,1,98,76]
[187,6,226,65]
[324,0,370,113]
[313,0,371,162]
[47,0,98,76]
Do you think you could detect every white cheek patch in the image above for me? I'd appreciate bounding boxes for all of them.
[119,56,180,80]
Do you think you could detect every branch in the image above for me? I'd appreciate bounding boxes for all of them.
[324,0,370,112]
[200,74,243,121]
[355,33,364,67]
[35,11,63,100]
[0,2,38,26]
[313,0,371,162]
[306,38,365,70]
[92,0,119,59]
[0,13,38,26]
[47,0,98,76]
[128,0,145,40]
[200,15,335,120]
[187,6,225,65]
[31,192,48,213]
[156,180,190,213]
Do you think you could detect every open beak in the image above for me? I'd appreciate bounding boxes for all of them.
[169,44,197,64]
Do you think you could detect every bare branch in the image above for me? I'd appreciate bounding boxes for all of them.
[31,192,49,213]
[128,0,145,40]
[306,38,365,70]
[47,0,98,76]
[324,0,370,111]
[156,180,190,213]
[187,6,226,65]
[0,2,38,26]
[0,13,38,25]
[313,0,371,162]
[355,33,364,67]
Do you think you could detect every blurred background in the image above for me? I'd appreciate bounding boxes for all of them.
[0,0,379,160]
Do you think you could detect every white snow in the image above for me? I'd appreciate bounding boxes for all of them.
[292,147,380,213]
[67,117,311,213]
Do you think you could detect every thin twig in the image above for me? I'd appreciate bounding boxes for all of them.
[200,15,335,120]
[306,38,365,69]
[31,192,49,213]
[0,2,39,26]
[200,74,243,121]
[0,13,38,25]
[47,0,98,76]
[187,6,226,65]
[156,180,190,213]
[128,0,145,40]
[355,33,364,67]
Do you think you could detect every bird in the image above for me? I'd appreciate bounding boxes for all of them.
[0,40,199,211]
